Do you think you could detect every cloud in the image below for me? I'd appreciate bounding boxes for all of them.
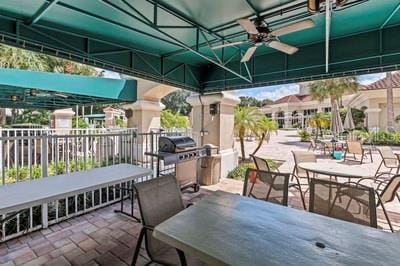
[234,83,299,101]
[357,73,386,85]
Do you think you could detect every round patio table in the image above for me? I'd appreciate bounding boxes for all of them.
[298,162,368,179]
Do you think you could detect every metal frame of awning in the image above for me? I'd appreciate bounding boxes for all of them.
[0,0,399,92]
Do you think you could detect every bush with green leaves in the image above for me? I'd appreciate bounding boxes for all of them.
[227,160,278,181]
[297,130,311,142]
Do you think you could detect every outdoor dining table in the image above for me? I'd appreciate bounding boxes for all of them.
[153,191,400,266]
[298,162,368,179]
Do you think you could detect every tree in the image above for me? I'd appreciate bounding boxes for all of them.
[15,110,50,125]
[160,110,189,129]
[251,117,278,155]
[386,72,395,132]
[309,77,358,107]
[238,96,272,107]
[234,106,263,161]
[308,113,330,140]
[161,90,192,116]
[339,108,365,129]
[72,117,89,128]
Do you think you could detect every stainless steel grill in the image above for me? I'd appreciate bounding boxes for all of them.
[146,136,207,192]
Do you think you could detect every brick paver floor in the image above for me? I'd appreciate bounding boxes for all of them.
[1,130,400,265]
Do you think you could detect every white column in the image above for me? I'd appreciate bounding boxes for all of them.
[187,92,240,178]
[364,108,381,130]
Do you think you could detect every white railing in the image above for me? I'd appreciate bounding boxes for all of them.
[0,127,192,242]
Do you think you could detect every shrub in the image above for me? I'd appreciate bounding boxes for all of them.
[297,130,311,142]
[227,160,278,181]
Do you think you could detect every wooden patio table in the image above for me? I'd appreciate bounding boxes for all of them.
[153,191,400,265]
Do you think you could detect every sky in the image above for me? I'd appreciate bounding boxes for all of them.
[234,72,386,101]
[99,68,387,102]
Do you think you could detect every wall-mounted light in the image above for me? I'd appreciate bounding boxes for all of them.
[209,103,220,116]
[307,0,321,14]
[308,0,348,13]
[336,0,348,7]
[30,89,38,96]
[10,95,19,102]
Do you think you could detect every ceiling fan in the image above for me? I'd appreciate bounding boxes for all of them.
[212,18,315,62]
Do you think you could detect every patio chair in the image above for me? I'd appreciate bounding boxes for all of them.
[307,139,328,155]
[343,140,373,164]
[243,168,289,206]
[290,151,319,209]
[355,174,400,232]
[375,146,399,177]
[132,175,203,266]
[251,154,281,172]
[292,151,317,183]
[309,179,378,229]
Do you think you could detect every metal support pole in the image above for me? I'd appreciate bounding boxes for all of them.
[41,133,48,178]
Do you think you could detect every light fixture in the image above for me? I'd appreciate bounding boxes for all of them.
[307,0,321,14]
[336,0,348,7]
[10,95,19,102]
[30,89,38,96]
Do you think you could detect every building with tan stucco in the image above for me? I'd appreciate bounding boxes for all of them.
[261,73,400,131]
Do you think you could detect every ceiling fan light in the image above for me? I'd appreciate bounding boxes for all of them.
[308,0,321,14]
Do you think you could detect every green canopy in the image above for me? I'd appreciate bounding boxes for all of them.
[0,67,137,109]
[0,0,399,92]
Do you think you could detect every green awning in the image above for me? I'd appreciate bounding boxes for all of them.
[0,0,399,92]
[0,67,137,109]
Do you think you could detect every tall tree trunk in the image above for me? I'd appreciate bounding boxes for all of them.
[252,133,266,155]
[239,137,246,161]
[386,72,395,132]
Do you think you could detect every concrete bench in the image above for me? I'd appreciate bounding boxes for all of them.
[0,164,152,241]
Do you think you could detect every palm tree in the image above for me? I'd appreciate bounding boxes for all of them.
[251,117,278,155]
[234,106,262,161]
[386,72,395,132]
[309,77,358,107]
[308,113,330,140]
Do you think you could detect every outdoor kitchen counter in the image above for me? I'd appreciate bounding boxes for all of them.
[0,164,152,214]
[154,191,400,266]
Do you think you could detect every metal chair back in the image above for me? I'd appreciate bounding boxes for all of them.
[377,146,398,167]
[134,175,185,261]
[251,155,273,172]
[243,168,289,206]
[309,179,377,228]
[380,175,400,204]
[346,141,363,155]
[292,150,316,178]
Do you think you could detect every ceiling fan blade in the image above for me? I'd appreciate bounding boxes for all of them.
[211,40,248,50]
[271,19,315,37]
[237,19,259,34]
[241,46,257,62]
[268,41,299,55]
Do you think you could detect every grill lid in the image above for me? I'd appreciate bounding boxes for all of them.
[159,136,196,153]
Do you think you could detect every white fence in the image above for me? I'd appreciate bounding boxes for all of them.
[0,127,192,241]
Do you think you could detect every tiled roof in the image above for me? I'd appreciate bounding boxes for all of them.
[363,72,400,90]
[272,94,309,105]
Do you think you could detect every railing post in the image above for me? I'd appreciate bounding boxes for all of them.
[41,133,48,178]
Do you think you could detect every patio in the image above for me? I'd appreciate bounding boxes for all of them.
[1,182,400,266]
[1,0,400,264]
[1,129,400,265]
